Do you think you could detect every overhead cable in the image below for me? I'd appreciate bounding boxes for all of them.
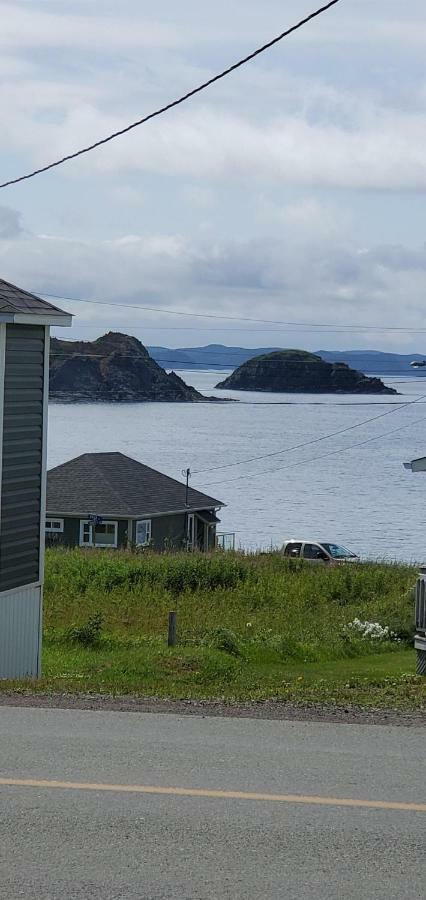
[48,349,423,371]
[196,411,426,488]
[192,392,426,474]
[0,0,343,189]
[41,291,426,333]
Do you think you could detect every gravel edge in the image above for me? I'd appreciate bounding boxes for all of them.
[0,692,425,727]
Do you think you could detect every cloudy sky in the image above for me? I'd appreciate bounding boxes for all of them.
[0,0,425,352]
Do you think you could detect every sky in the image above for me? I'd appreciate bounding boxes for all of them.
[0,0,426,352]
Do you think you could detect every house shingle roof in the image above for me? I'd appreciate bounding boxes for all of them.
[47,452,224,518]
[0,278,68,318]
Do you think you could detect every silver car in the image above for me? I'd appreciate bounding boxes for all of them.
[281,540,360,564]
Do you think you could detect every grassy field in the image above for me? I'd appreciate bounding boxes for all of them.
[3,548,425,709]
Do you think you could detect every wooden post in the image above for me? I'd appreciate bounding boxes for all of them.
[168,611,177,647]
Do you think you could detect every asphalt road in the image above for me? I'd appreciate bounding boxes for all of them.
[0,707,425,899]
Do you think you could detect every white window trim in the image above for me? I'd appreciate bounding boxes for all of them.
[79,519,118,549]
[187,513,196,549]
[135,519,152,547]
[45,518,64,533]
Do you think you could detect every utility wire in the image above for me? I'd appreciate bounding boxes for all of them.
[55,326,419,336]
[48,348,398,365]
[192,392,426,474]
[42,291,426,333]
[48,341,425,472]
[196,411,426,488]
[0,0,343,189]
[48,349,424,374]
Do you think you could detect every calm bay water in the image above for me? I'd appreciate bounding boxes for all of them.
[48,372,426,562]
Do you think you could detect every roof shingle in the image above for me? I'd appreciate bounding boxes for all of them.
[47,452,224,517]
[0,278,67,317]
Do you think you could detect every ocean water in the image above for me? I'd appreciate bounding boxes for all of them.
[48,372,426,563]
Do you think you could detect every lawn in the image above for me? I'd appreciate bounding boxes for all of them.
[2,548,424,710]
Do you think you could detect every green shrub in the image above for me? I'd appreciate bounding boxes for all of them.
[204,627,241,656]
[65,612,104,647]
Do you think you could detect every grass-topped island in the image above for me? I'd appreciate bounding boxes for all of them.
[1,549,423,712]
[216,349,397,394]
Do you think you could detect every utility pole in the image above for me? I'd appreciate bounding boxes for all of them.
[183,467,191,508]
[168,468,191,649]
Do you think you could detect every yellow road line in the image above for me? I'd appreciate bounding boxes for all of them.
[0,777,425,812]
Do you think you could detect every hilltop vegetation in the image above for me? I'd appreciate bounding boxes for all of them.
[216,350,397,394]
[2,549,422,709]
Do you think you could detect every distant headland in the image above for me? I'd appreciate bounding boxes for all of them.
[49,332,206,402]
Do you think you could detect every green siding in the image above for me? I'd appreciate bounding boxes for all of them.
[131,513,217,551]
[0,325,45,591]
[48,512,217,551]
[48,517,130,549]
[151,514,186,550]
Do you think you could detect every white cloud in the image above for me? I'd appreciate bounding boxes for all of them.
[2,86,426,192]
[0,2,425,195]
[0,0,425,356]
[71,105,426,191]
[0,3,182,50]
[0,205,424,351]
[0,205,24,238]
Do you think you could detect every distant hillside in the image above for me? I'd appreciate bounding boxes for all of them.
[147,344,282,371]
[50,332,205,402]
[317,350,426,375]
[216,350,398,395]
[148,344,426,375]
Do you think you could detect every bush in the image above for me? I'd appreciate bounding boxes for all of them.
[204,627,241,656]
[65,612,104,647]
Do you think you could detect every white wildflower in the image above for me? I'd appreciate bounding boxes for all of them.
[344,619,399,642]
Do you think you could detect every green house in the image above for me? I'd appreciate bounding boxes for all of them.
[46,452,224,552]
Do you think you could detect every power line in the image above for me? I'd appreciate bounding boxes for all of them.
[191,392,426,475]
[48,349,397,365]
[0,0,343,190]
[48,339,424,473]
[55,326,426,335]
[196,411,426,488]
[48,349,425,377]
[42,291,426,333]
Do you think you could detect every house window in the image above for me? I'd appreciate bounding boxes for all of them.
[45,519,64,533]
[135,519,151,547]
[79,520,118,548]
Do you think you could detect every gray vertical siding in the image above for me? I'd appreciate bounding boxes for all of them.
[0,585,41,678]
[0,325,44,592]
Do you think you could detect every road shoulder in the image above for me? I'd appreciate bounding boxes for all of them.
[0,692,425,726]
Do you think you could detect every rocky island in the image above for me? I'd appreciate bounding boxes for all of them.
[49,332,205,402]
[215,350,398,394]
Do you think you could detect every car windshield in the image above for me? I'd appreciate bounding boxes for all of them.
[320,543,357,559]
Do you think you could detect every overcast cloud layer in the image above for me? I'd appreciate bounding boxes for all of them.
[0,0,425,351]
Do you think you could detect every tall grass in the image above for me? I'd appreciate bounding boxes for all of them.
[44,548,416,664]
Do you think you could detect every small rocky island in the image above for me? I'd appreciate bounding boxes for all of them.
[215,350,398,394]
[49,332,205,402]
